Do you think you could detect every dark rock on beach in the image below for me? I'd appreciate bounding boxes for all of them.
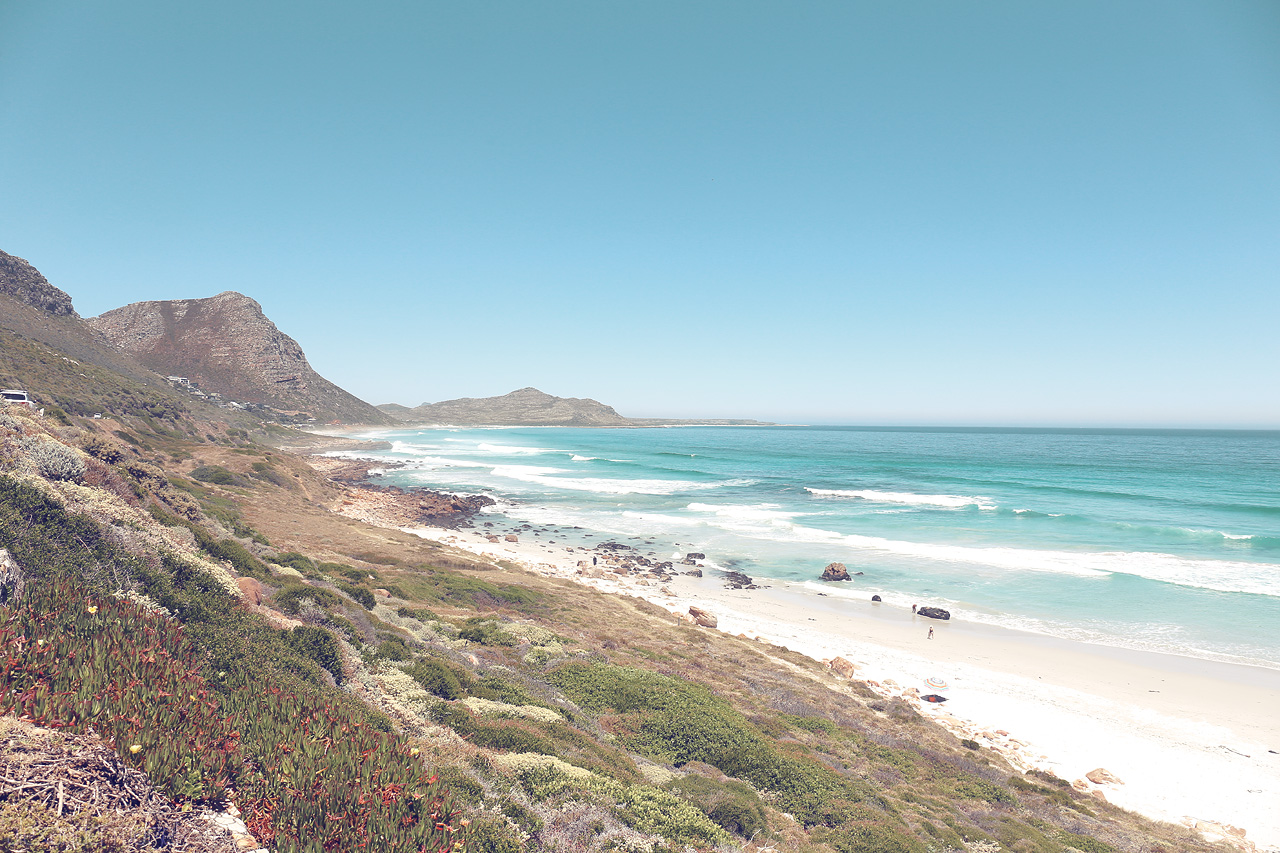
[821,562,851,581]
[871,594,882,602]
[918,606,951,620]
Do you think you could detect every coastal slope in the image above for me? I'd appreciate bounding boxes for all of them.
[88,291,395,425]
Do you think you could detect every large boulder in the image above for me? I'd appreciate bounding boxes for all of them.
[236,577,266,606]
[821,562,850,581]
[1086,768,1123,785]
[827,656,858,678]
[688,606,718,628]
[918,606,950,620]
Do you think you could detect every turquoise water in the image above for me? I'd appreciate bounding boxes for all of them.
[346,426,1280,668]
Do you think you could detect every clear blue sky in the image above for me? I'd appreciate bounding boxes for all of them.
[2,1,1277,426]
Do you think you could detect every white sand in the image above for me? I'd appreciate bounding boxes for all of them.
[400,523,1280,851]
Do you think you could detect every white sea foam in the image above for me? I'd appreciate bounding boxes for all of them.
[686,502,807,524]
[477,443,551,455]
[400,455,492,469]
[570,455,596,462]
[490,466,728,496]
[683,509,1280,596]
[806,488,996,510]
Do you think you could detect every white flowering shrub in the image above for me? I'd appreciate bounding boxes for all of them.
[20,436,86,482]
[461,696,564,724]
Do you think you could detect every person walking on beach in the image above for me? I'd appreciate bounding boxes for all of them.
[927,627,934,640]
[912,604,917,614]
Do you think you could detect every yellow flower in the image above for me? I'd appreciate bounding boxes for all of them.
[87,605,98,614]
[129,744,142,754]
[409,747,420,756]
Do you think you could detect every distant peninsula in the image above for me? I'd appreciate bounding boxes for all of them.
[378,387,774,428]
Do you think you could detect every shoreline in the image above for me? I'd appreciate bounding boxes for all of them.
[377,515,1277,850]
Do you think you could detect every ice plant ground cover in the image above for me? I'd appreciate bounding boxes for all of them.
[0,579,463,852]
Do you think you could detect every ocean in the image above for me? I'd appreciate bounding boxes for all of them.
[340,425,1280,670]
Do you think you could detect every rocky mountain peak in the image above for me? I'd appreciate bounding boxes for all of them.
[0,251,79,317]
[88,293,394,425]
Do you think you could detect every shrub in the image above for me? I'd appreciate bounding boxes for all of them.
[459,617,517,647]
[199,535,271,580]
[953,776,1014,805]
[663,774,768,838]
[284,625,343,683]
[465,819,525,853]
[410,569,542,612]
[548,663,882,827]
[373,637,411,662]
[961,738,980,750]
[268,551,315,573]
[470,675,539,707]
[190,465,243,486]
[339,582,375,610]
[408,659,469,699]
[271,584,342,615]
[21,437,85,482]
[80,434,124,464]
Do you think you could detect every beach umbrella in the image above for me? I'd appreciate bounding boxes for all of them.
[924,675,949,691]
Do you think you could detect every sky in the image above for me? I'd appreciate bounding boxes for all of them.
[1,1,1278,427]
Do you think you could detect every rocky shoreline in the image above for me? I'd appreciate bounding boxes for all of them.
[307,455,495,528]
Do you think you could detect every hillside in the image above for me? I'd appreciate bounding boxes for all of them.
[89,292,396,426]
[381,387,634,427]
[1,302,1239,852]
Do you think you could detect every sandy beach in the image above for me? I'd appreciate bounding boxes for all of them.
[325,485,1280,851]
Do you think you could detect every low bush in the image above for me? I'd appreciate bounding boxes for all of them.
[80,434,124,464]
[271,584,342,615]
[663,774,768,838]
[189,465,245,487]
[409,659,471,700]
[268,551,315,573]
[339,582,376,610]
[410,569,543,612]
[548,662,883,827]
[284,625,344,683]
[459,617,517,646]
[20,437,85,482]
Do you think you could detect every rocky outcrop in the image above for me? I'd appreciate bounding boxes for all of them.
[821,562,850,581]
[88,292,394,425]
[1085,768,1123,785]
[918,607,951,620]
[688,606,718,628]
[827,656,858,679]
[380,387,632,427]
[0,251,78,317]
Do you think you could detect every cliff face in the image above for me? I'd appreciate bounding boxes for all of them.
[380,387,633,426]
[0,251,79,317]
[88,292,394,425]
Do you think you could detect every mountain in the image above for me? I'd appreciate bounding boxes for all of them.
[0,251,221,419]
[88,292,395,425]
[0,250,79,317]
[379,387,633,426]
